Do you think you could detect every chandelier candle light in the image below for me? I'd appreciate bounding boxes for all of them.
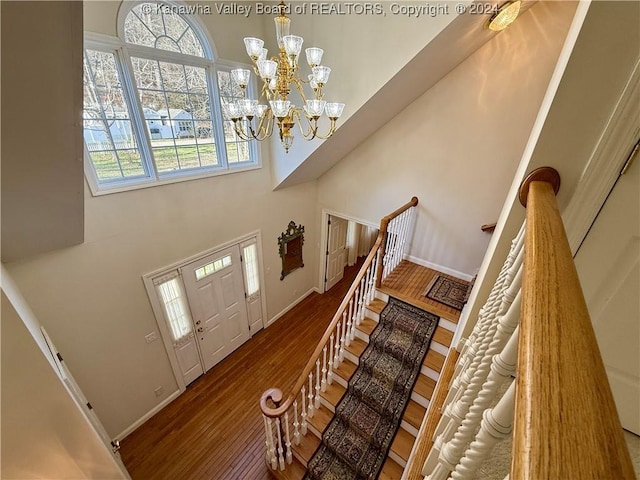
[226,1,345,153]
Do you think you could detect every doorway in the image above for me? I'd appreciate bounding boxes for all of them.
[144,234,266,391]
[322,212,378,293]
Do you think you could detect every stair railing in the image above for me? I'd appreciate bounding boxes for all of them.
[376,196,419,288]
[410,168,634,480]
[260,197,419,472]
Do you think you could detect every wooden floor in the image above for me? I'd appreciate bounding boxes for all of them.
[119,258,463,480]
[380,260,468,323]
[120,260,365,480]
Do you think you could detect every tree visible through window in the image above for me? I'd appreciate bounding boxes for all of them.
[83,1,257,193]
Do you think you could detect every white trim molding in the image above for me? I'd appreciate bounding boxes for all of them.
[116,389,181,440]
[562,58,640,254]
[404,254,474,282]
[267,287,321,327]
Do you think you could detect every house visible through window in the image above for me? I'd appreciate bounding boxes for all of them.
[83,1,258,194]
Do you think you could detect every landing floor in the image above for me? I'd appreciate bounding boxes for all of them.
[379,260,469,323]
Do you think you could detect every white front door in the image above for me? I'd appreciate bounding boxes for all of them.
[182,245,250,372]
[574,147,639,435]
[325,216,348,290]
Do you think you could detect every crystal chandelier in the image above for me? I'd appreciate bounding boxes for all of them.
[225,1,345,153]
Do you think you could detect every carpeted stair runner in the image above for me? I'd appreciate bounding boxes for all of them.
[304,297,439,480]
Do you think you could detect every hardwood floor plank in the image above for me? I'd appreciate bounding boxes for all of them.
[380,260,469,323]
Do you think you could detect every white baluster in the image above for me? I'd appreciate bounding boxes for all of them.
[275,417,285,471]
[307,373,314,418]
[328,334,334,385]
[315,360,321,409]
[300,387,308,435]
[339,313,346,362]
[365,261,375,304]
[334,321,342,367]
[368,254,377,303]
[266,416,278,470]
[359,276,368,322]
[451,381,516,480]
[428,292,521,479]
[356,278,365,326]
[263,415,273,465]
[292,401,301,445]
[321,346,328,392]
[284,412,292,465]
[346,300,353,347]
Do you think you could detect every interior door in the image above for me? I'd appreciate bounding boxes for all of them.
[574,147,639,434]
[325,216,348,290]
[40,327,131,479]
[182,245,250,372]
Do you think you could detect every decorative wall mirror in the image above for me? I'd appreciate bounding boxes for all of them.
[278,221,305,280]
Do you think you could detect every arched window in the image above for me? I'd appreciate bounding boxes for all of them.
[82,1,257,194]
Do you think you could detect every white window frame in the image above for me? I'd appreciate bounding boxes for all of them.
[83,2,260,196]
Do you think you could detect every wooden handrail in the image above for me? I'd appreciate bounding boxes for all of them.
[375,196,419,288]
[513,168,634,479]
[261,197,418,418]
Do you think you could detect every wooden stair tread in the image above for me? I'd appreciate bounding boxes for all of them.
[379,457,404,480]
[403,399,427,430]
[413,374,437,401]
[367,298,387,314]
[345,337,367,357]
[308,405,333,434]
[333,358,357,382]
[424,350,445,373]
[356,317,378,336]
[390,427,415,462]
[268,456,307,480]
[433,326,454,347]
[294,433,321,465]
[320,382,346,407]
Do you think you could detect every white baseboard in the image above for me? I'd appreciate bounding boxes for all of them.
[267,287,321,327]
[116,389,181,440]
[404,255,474,282]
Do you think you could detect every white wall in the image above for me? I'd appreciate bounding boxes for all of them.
[459,0,640,341]
[1,273,126,479]
[1,1,322,439]
[316,1,578,278]
[5,163,319,437]
[267,5,458,185]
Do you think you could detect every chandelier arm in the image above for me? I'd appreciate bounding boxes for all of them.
[312,120,338,140]
[291,109,318,139]
[251,112,276,141]
[232,120,254,141]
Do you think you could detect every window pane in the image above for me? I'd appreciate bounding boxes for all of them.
[125,3,205,58]
[218,70,253,164]
[157,277,193,343]
[195,255,233,280]
[133,56,219,173]
[83,49,147,183]
[243,244,260,296]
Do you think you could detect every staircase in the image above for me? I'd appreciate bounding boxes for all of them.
[268,289,456,480]
[260,197,466,480]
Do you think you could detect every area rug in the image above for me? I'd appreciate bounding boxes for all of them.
[424,275,469,311]
[304,297,439,480]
